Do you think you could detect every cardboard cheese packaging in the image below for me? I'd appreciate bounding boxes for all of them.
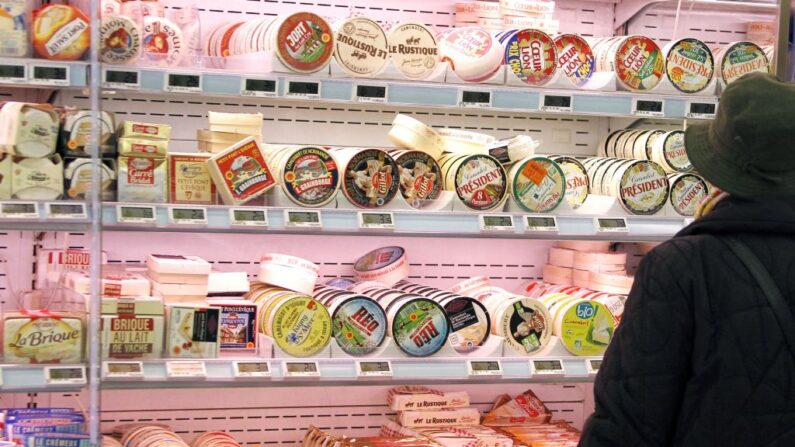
[118,137,169,158]
[66,270,150,296]
[11,154,64,200]
[59,110,116,157]
[482,388,551,426]
[35,249,106,289]
[0,103,59,157]
[197,129,257,153]
[206,137,275,205]
[207,272,250,298]
[397,407,481,428]
[101,298,165,359]
[151,280,208,297]
[146,254,212,275]
[2,310,84,363]
[168,153,216,204]
[147,270,209,285]
[0,153,11,199]
[388,386,471,411]
[117,156,167,203]
[119,121,171,140]
[166,304,220,358]
[63,157,116,200]
[207,112,263,137]
[209,300,258,352]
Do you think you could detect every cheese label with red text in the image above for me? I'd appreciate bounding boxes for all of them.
[616,160,668,215]
[668,173,708,217]
[613,36,664,91]
[452,155,507,211]
[392,299,449,357]
[100,15,141,64]
[394,151,441,208]
[504,29,557,86]
[510,157,565,213]
[275,12,334,73]
[281,147,339,207]
[554,34,595,87]
[331,296,387,356]
[342,149,398,208]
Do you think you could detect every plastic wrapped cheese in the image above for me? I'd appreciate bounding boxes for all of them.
[3,310,84,363]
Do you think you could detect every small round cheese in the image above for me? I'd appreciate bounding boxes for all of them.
[388,23,439,80]
[100,15,142,64]
[388,297,449,357]
[271,296,332,357]
[142,17,184,67]
[334,17,389,77]
[558,300,614,356]
[719,41,770,84]
[668,173,709,217]
[438,27,504,82]
[440,296,490,353]
[509,156,565,213]
[353,246,409,286]
[549,155,589,207]
[393,151,442,208]
[273,12,334,73]
[443,154,508,211]
[612,159,669,215]
[503,28,557,86]
[275,146,340,207]
[664,38,714,93]
[328,294,387,356]
[33,5,90,61]
[339,148,399,209]
[651,130,692,173]
[610,35,664,91]
[493,296,552,356]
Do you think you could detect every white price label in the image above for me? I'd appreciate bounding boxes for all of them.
[282,361,321,378]
[685,101,717,119]
[0,202,39,219]
[467,360,503,376]
[103,361,144,379]
[233,361,271,378]
[285,210,322,228]
[164,73,202,93]
[117,205,157,224]
[540,94,573,113]
[229,208,268,227]
[459,90,492,108]
[355,84,388,103]
[102,68,141,90]
[286,80,321,99]
[0,63,27,84]
[632,98,665,117]
[586,358,602,375]
[524,215,558,232]
[479,214,515,232]
[30,64,70,86]
[358,212,394,230]
[169,207,208,226]
[241,77,277,97]
[356,360,393,378]
[46,202,87,219]
[166,361,207,378]
[530,359,565,376]
[44,366,87,385]
[595,217,629,233]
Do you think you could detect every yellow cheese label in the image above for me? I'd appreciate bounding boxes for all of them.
[560,301,614,356]
[271,297,331,357]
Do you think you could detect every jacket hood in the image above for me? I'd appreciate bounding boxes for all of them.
[677,194,795,238]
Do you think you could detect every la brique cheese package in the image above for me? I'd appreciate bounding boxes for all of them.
[206,136,276,205]
[397,407,481,428]
[2,310,84,364]
[166,304,220,358]
[66,269,150,297]
[101,297,165,359]
[388,386,470,411]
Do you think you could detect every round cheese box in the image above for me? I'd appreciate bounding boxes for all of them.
[334,17,389,77]
[503,28,557,86]
[557,300,614,356]
[273,12,334,73]
[388,297,450,357]
[328,294,387,356]
[509,156,565,213]
[554,34,595,87]
[664,38,714,93]
[393,151,442,208]
[100,15,142,64]
[339,149,399,208]
[610,35,664,91]
[270,296,331,357]
[668,172,709,217]
[388,23,439,80]
[718,41,770,84]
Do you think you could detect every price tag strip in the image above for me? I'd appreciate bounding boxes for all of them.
[0,202,39,219]
[632,98,665,117]
[467,360,503,376]
[355,84,388,103]
[358,211,394,230]
[166,361,207,379]
[685,101,717,119]
[164,72,203,93]
[233,361,272,378]
[540,94,573,113]
[586,358,602,375]
[168,207,208,226]
[282,361,321,378]
[229,208,268,227]
[595,217,629,233]
[524,215,559,232]
[241,77,277,98]
[286,80,321,99]
[530,359,566,377]
[103,361,145,379]
[116,205,157,224]
[30,64,70,86]
[479,214,515,232]
[0,62,27,84]
[356,360,393,378]
[285,210,322,229]
[102,68,141,90]
[44,366,87,385]
[46,202,87,219]
[459,90,492,108]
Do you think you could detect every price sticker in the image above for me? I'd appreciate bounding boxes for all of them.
[46,202,87,219]
[524,215,558,232]
[540,94,573,112]
[103,361,144,379]
[164,73,202,93]
[358,212,394,230]
[595,217,629,233]
[233,361,271,378]
[356,360,393,378]
[479,214,515,232]
[102,68,141,90]
[632,98,665,117]
[241,78,277,97]
[229,208,268,227]
[30,65,69,86]
[0,63,27,84]
[282,361,320,378]
[168,207,208,226]
[355,84,388,103]
[685,101,717,119]
[586,358,602,375]
[116,205,157,224]
[459,90,492,108]
[285,210,322,229]
[530,359,565,376]
[44,366,87,385]
[166,361,207,378]
[0,202,39,219]
[467,360,503,376]
[286,80,321,99]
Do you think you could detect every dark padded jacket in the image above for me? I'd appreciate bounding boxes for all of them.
[579,195,795,447]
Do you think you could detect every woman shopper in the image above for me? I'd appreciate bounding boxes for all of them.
[579,72,795,447]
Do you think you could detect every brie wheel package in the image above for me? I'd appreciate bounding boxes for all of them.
[0,103,59,157]
[3,310,84,363]
[32,4,90,61]
[166,305,221,358]
[333,17,389,77]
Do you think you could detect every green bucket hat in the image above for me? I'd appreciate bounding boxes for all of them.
[685,72,795,197]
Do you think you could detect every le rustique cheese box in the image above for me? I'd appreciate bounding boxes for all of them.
[101,298,165,359]
[397,407,481,428]
[2,310,84,364]
[207,137,276,205]
[388,386,471,411]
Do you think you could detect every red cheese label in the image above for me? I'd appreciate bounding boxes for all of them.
[127,157,155,185]
[213,140,275,202]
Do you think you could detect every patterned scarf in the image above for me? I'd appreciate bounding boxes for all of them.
[695,188,730,219]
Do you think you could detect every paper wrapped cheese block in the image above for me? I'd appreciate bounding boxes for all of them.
[482,388,552,426]
[67,270,150,297]
[119,121,171,140]
[388,386,470,411]
[2,310,84,363]
[397,407,480,428]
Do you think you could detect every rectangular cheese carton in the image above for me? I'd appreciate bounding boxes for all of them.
[60,109,116,157]
[197,129,257,153]
[397,408,481,428]
[209,300,257,352]
[2,311,84,364]
[101,298,165,359]
[165,305,220,358]
[35,249,107,289]
[117,137,169,158]
[11,154,64,200]
[117,156,167,203]
[482,389,551,426]
[66,270,150,297]
[208,111,263,136]
[207,272,250,298]
[388,386,471,411]
[151,280,208,297]
[119,121,171,140]
[147,254,212,275]
[147,270,209,285]
[168,153,216,204]
[206,137,275,205]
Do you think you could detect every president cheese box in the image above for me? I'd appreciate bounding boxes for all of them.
[388,386,470,411]
[101,298,165,359]
[2,310,84,363]
[397,407,480,428]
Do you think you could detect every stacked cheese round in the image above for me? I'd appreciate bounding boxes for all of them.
[508,156,566,213]
[668,172,709,216]
[650,130,692,173]
[592,35,664,91]
[388,150,443,208]
[544,245,633,295]
[498,28,558,86]
[583,156,670,215]
[439,153,508,211]
[476,287,552,356]
[332,148,399,208]
[353,246,409,286]
[313,285,388,356]
[548,155,590,208]
[714,41,770,85]
[258,253,319,295]
[264,145,341,207]
[539,293,615,356]
[388,115,445,160]
[663,38,715,93]
[438,128,496,155]
[554,34,596,87]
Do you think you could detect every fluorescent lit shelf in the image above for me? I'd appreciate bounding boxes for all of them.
[0,200,91,231]
[0,363,88,392]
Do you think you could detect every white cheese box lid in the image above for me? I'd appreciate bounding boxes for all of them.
[67,270,151,297]
[147,270,210,285]
[207,271,250,297]
[101,297,165,315]
[146,254,212,275]
[151,280,208,297]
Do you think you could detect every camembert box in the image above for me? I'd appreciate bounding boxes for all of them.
[147,254,212,275]
[119,121,171,140]
[2,310,84,364]
[101,298,165,359]
[166,304,220,358]
[67,270,151,297]
[397,407,481,428]
[168,153,217,204]
[209,300,258,352]
[388,386,471,411]
[206,137,276,205]
[11,154,64,200]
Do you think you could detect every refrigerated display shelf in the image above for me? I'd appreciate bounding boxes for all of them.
[0,201,91,231]
[0,363,87,392]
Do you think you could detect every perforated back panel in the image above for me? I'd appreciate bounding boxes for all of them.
[0,231,37,313]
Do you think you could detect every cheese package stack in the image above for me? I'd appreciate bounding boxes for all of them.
[117,121,172,203]
[101,297,165,359]
[35,249,107,289]
[389,385,479,429]
[500,422,581,446]
[66,268,151,297]
[2,408,87,444]
[146,254,212,303]
[482,388,551,426]
[544,244,630,293]
[380,421,513,447]
[198,112,263,154]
